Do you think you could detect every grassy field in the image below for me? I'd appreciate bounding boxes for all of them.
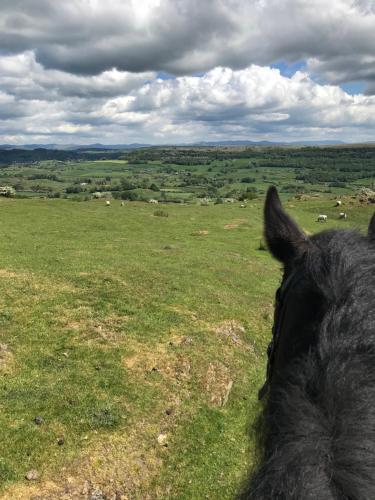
[0,195,373,499]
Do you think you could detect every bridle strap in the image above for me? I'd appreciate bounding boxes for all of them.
[258,270,300,400]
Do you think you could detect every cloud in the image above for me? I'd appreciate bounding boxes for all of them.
[99,66,375,129]
[2,62,374,144]
[0,0,374,91]
[0,51,155,100]
[0,0,374,143]
[308,55,375,95]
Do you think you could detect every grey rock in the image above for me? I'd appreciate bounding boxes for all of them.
[25,469,39,481]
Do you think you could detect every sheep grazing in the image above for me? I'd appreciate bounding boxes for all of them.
[106,200,111,206]
[339,212,348,219]
[121,201,124,207]
[336,200,342,207]
[317,214,328,222]
[149,199,159,204]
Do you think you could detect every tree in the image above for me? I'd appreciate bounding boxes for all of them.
[120,178,135,191]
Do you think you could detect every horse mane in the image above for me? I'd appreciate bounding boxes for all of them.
[241,229,375,499]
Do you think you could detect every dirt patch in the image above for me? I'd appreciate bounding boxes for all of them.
[204,362,233,407]
[65,314,129,342]
[223,219,247,230]
[65,320,86,331]
[213,320,253,352]
[294,194,320,201]
[0,270,78,297]
[123,342,191,384]
[0,269,18,278]
[191,230,209,236]
[123,342,167,371]
[168,334,194,348]
[260,303,274,322]
[214,320,244,343]
[0,344,14,374]
[2,340,188,499]
[1,423,163,500]
[167,305,198,322]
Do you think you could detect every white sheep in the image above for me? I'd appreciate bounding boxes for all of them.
[336,200,342,207]
[339,212,347,219]
[106,200,111,206]
[317,214,327,222]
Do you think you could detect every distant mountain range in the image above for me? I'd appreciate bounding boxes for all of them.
[1,139,373,151]
[0,143,152,151]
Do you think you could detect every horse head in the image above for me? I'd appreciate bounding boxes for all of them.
[244,187,375,499]
[259,186,375,398]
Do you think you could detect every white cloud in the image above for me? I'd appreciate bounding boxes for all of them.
[1,64,372,144]
[99,66,375,129]
[34,65,375,142]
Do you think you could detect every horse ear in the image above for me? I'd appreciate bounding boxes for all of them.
[264,186,309,263]
[369,213,375,242]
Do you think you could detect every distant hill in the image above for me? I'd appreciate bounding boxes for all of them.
[0,148,124,164]
[190,140,347,147]
[0,148,80,164]
[0,140,352,151]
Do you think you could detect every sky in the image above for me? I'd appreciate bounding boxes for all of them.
[0,0,374,145]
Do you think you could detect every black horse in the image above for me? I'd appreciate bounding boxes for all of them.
[242,186,375,499]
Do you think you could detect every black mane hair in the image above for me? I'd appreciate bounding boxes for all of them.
[241,188,375,499]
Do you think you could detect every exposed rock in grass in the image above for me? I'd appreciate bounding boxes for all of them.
[25,470,39,481]
[34,416,44,426]
[171,355,191,382]
[90,488,105,500]
[214,320,247,348]
[157,433,168,446]
[168,335,193,347]
[357,187,375,204]
[205,362,233,407]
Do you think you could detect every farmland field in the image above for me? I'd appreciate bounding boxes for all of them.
[0,191,374,498]
[0,145,374,202]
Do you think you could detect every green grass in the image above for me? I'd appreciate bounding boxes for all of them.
[0,196,373,498]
